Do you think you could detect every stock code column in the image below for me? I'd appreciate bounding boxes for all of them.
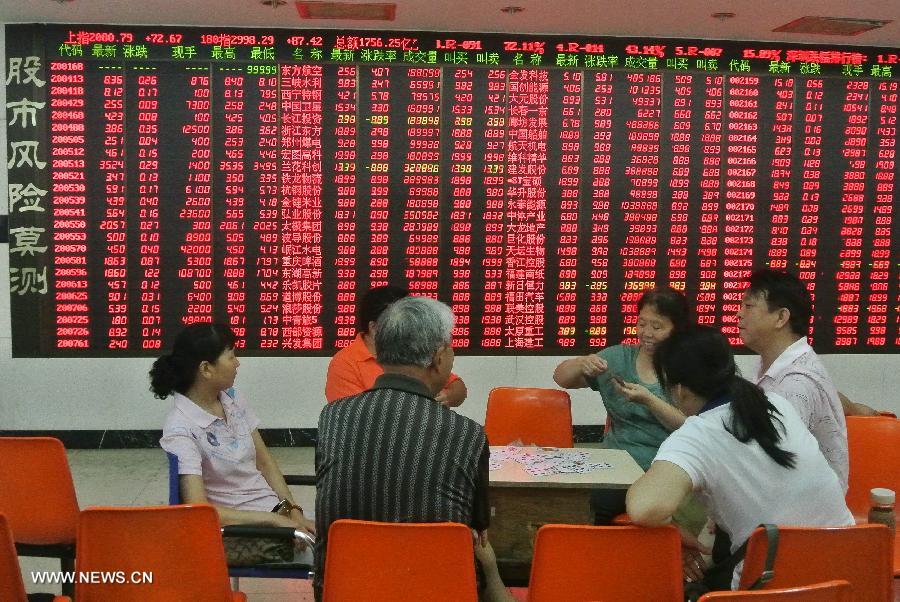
[545,70,583,349]
[720,75,761,340]
[615,71,663,342]
[280,64,325,350]
[83,64,129,350]
[126,66,163,350]
[48,60,91,349]
[321,65,360,348]
[584,71,614,347]
[359,66,392,289]
[505,69,549,349]
[396,67,442,297]
[479,68,508,349]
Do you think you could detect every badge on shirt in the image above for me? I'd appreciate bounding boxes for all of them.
[206,431,220,447]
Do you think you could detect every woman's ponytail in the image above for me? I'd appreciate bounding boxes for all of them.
[655,326,797,469]
[725,377,796,469]
[149,354,179,399]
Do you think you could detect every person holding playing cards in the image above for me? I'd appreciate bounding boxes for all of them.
[553,286,700,527]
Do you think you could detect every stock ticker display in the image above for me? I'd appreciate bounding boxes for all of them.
[5,24,900,355]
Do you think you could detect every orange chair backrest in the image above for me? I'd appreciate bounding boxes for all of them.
[527,524,683,602]
[322,520,477,602]
[485,387,574,447]
[0,514,27,602]
[72,505,235,602]
[697,579,852,601]
[0,437,79,545]
[739,525,892,602]
[845,415,900,518]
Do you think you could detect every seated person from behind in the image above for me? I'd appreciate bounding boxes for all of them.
[325,285,467,406]
[153,323,314,563]
[737,268,849,490]
[316,296,511,602]
[626,326,853,590]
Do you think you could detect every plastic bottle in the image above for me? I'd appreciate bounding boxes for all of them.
[867,487,896,537]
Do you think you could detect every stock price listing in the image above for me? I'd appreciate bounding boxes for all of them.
[5,24,899,355]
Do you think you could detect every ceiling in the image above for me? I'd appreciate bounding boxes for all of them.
[0,0,898,48]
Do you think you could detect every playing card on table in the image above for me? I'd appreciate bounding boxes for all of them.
[489,444,613,476]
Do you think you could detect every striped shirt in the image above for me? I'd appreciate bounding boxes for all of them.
[314,372,490,594]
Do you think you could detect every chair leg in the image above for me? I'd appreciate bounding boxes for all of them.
[61,556,75,597]
[231,575,239,591]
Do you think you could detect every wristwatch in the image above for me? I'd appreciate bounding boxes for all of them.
[272,498,303,515]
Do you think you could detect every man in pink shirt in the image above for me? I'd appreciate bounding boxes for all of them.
[325,285,467,406]
[736,268,848,491]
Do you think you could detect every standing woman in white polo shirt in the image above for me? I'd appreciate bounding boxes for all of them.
[153,323,314,562]
[626,326,853,591]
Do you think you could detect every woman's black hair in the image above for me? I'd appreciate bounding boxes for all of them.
[149,323,237,399]
[637,286,692,332]
[653,325,797,469]
[357,285,408,334]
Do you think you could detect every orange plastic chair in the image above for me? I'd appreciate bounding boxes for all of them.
[845,415,900,575]
[739,525,892,602]
[322,519,477,602]
[484,387,574,447]
[54,505,244,602]
[698,579,852,600]
[0,437,79,593]
[520,524,683,602]
[0,513,27,602]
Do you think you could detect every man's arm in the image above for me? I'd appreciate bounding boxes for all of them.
[436,374,467,407]
[324,353,364,402]
[626,460,693,526]
[553,354,608,389]
[253,430,315,535]
[617,381,686,432]
[471,441,491,533]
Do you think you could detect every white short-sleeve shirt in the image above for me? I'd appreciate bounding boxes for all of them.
[654,392,854,588]
[160,388,279,512]
[750,337,848,491]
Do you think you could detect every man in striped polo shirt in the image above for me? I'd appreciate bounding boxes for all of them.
[315,295,509,600]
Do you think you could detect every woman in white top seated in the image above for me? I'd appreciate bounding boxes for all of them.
[626,325,853,590]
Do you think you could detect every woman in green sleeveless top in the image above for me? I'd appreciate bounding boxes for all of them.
[554,286,700,527]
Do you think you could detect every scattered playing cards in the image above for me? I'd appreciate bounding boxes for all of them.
[489,445,612,476]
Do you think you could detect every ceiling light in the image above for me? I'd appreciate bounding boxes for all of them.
[260,0,286,7]
[711,12,735,21]
[501,6,524,14]
[774,16,891,36]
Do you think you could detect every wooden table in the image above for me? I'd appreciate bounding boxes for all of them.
[488,446,643,583]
